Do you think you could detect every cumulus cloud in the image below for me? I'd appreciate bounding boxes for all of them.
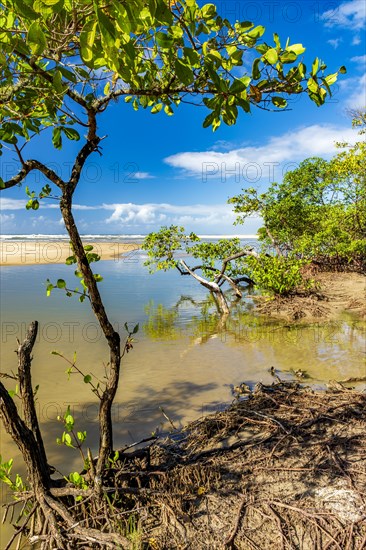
[164,125,358,179]
[104,202,237,227]
[321,0,366,30]
[0,198,27,210]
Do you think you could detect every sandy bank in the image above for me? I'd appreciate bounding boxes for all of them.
[254,272,366,321]
[0,241,139,266]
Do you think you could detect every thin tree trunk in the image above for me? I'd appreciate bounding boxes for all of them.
[179,260,230,314]
[0,322,50,494]
[60,190,121,474]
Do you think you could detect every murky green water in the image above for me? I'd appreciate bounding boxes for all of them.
[0,253,365,546]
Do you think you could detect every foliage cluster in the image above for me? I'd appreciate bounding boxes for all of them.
[230,122,366,271]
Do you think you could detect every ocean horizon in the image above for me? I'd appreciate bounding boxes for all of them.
[0,233,259,241]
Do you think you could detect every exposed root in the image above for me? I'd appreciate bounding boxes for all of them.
[3,383,366,549]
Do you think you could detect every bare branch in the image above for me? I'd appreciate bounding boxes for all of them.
[0,159,65,190]
[214,248,259,284]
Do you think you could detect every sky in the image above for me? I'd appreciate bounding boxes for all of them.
[0,0,365,236]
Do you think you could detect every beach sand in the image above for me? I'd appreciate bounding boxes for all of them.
[0,241,139,266]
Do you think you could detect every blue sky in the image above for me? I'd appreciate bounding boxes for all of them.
[1,0,365,236]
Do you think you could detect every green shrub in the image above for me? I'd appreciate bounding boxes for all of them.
[244,255,312,296]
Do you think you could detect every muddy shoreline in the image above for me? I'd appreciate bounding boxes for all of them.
[251,272,366,321]
[92,382,366,549]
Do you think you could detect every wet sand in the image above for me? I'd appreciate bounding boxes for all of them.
[253,272,366,321]
[0,241,139,266]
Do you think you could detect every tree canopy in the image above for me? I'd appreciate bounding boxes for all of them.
[230,117,366,269]
[0,0,345,192]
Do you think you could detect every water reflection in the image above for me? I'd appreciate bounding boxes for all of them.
[142,294,365,386]
[0,266,365,545]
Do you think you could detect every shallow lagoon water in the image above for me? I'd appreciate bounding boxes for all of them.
[0,251,365,546]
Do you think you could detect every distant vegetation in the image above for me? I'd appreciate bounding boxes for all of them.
[144,112,366,303]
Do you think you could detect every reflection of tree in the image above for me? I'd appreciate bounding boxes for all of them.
[143,297,366,384]
[142,293,272,346]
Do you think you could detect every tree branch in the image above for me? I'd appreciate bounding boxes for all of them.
[17,321,48,469]
[179,260,221,292]
[0,322,50,493]
[214,248,259,284]
[0,159,65,190]
[13,50,89,109]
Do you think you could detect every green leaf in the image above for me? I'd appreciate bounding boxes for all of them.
[287,43,306,55]
[247,25,265,39]
[52,127,62,150]
[324,73,337,86]
[133,323,139,334]
[63,433,73,446]
[273,32,281,49]
[58,66,77,83]
[14,0,39,20]
[155,32,174,49]
[31,200,39,210]
[151,103,163,114]
[63,128,80,141]
[53,70,64,93]
[27,21,47,56]
[280,51,297,63]
[83,245,94,251]
[174,59,194,85]
[94,274,103,282]
[84,375,92,384]
[230,78,249,94]
[77,431,86,442]
[339,66,347,74]
[271,96,287,108]
[252,58,261,80]
[201,3,216,19]
[263,48,278,64]
[307,77,318,93]
[80,20,97,64]
[57,279,66,289]
[170,25,183,39]
[312,58,319,76]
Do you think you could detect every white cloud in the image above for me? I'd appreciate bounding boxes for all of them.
[0,198,27,210]
[352,35,362,45]
[351,54,366,64]
[104,202,237,227]
[321,0,366,30]
[328,38,342,49]
[0,213,15,223]
[134,172,155,179]
[344,72,366,108]
[164,124,358,178]
[47,203,99,210]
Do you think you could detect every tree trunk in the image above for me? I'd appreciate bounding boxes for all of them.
[0,322,50,495]
[60,190,121,474]
[179,259,230,314]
